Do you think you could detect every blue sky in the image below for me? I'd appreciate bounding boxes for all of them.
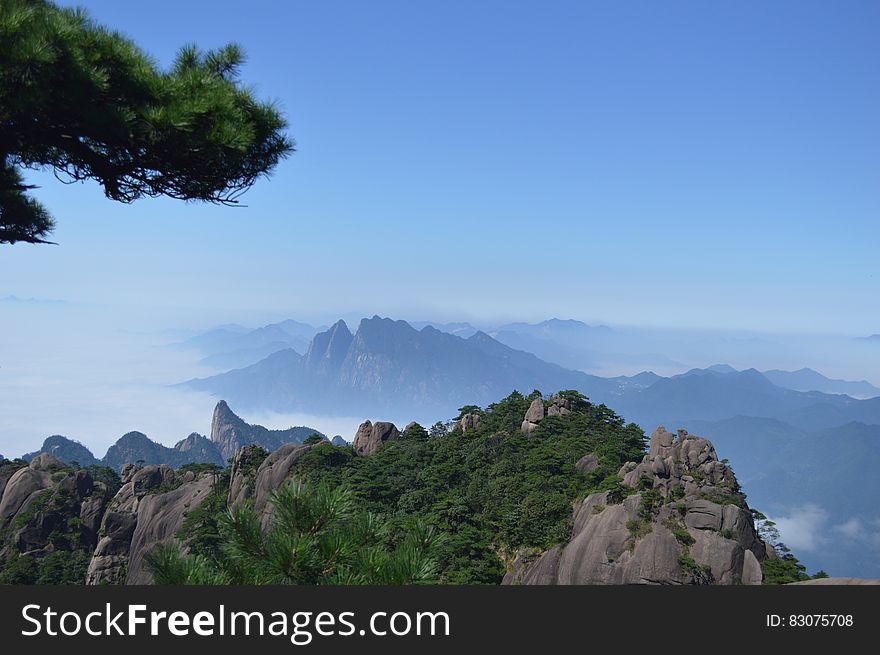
[2,0,878,333]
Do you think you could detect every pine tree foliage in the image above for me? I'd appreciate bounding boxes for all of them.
[146,480,444,585]
[0,0,293,244]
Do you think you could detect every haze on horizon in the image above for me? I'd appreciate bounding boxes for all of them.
[1,1,879,456]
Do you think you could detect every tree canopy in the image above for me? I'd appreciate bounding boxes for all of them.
[147,479,444,585]
[0,0,293,244]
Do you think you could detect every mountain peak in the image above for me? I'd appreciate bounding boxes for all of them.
[304,319,354,375]
[212,400,242,426]
[210,399,324,461]
[706,363,738,374]
[22,435,99,467]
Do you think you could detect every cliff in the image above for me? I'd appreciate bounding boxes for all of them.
[503,426,767,585]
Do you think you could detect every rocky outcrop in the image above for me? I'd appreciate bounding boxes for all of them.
[232,443,314,516]
[0,454,63,522]
[125,474,213,584]
[303,319,353,377]
[173,433,225,467]
[790,578,880,585]
[521,395,571,433]
[102,431,226,472]
[210,400,323,461]
[227,445,268,508]
[85,464,214,585]
[352,420,400,456]
[0,455,114,581]
[19,431,226,473]
[503,427,767,585]
[459,413,482,433]
[575,453,599,474]
[22,436,100,467]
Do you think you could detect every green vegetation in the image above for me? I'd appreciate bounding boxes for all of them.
[678,552,714,584]
[0,0,292,244]
[671,526,695,547]
[175,468,231,562]
[0,465,115,584]
[760,554,810,584]
[148,480,443,585]
[292,390,647,583]
[698,488,747,510]
[1,390,832,586]
[750,508,818,584]
[83,465,122,496]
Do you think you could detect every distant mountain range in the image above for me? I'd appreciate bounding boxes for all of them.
[613,366,880,430]
[176,316,880,578]
[182,317,623,418]
[19,403,324,470]
[172,319,321,370]
[182,316,880,426]
[759,367,879,398]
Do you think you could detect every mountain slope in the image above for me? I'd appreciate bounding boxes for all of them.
[172,320,319,370]
[763,367,880,398]
[674,416,880,578]
[17,403,322,471]
[615,368,880,430]
[183,316,617,417]
[210,400,323,461]
[23,435,100,467]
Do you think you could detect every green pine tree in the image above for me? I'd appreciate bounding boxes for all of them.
[146,480,444,585]
[0,0,293,244]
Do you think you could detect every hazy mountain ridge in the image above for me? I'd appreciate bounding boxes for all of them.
[184,316,618,417]
[762,367,880,398]
[175,316,880,579]
[171,319,321,370]
[19,403,324,471]
[184,317,880,432]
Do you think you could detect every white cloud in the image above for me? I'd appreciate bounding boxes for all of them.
[769,504,829,553]
[833,517,865,540]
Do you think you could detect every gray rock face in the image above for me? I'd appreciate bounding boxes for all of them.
[352,420,400,456]
[228,442,317,517]
[85,469,145,585]
[303,319,353,377]
[522,395,574,433]
[227,444,267,508]
[0,467,50,522]
[0,454,62,522]
[0,462,22,502]
[125,475,214,584]
[504,426,768,585]
[211,401,253,462]
[86,465,214,585]
[575,453,599,474]
[525,398,545,423]
[0,456,116,581]
[22,436,100,467]
[546,395,572,417]
[250,444,313,515]
[459,413,482,433]
[210,400,323,461]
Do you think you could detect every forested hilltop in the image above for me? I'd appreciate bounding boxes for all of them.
[0,391,818,585]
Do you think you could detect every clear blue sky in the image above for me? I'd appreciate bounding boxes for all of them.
[2,0,878,333]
